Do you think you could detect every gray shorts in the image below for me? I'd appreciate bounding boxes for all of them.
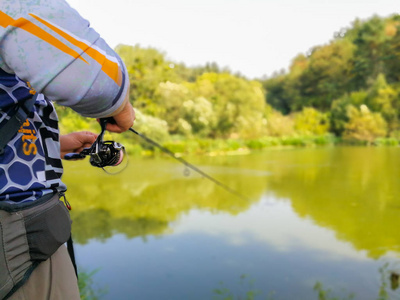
[0,194,72,299]
[8,245,80,300]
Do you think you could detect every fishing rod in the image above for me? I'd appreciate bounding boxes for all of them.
[65,119,249,201]
[129,127,249,201]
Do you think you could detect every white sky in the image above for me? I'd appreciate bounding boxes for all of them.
[66,0,399,79]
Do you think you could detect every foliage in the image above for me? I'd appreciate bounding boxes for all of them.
[265,110,295,137]
[313,282,355,300]
[132,109,170,148]
[212,274,269,300]
[78,268,107,300]
[182,96,215,136]
[54,14,400,150]
[189,72,267,138]
[115,44,183,115]
[261,14,400,145]
[294,107,330,136]
[56,106,96,134]
[343,105,387,144]
[329,91,368,136]
[365,73,399,133]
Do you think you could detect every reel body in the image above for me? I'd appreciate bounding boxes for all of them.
[64,119,125,169]
[89,141,124,167]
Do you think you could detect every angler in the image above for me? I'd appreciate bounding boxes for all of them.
[0,1,135,299]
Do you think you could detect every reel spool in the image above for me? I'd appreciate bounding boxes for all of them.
[89,140,125,168]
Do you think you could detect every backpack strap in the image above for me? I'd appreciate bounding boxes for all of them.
[0,94,37,155]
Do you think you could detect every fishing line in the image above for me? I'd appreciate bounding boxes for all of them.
[129,128,249,201]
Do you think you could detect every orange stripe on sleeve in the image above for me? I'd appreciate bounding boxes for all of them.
[0,11,14,27]
[0,11,87,64]
[30,14,122,86]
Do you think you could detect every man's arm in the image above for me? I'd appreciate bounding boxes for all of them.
[0,0,132,121]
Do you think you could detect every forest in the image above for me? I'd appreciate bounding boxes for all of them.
[56,13,400,154]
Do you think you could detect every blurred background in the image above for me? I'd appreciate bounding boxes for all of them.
[61,1,400,299]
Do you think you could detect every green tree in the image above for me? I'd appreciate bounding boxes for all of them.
[263,73,293,114]
[366,73,398,134]
[343,105,387,144]
[115,44,182,115]
[294,107,330,136]
[153,81,191,134]
[349,16,390,89]
[265,110,295,137]
[55,105,95,134]
[263,55,307,114]
[329,91,368,136]
[181,97,216,137]
[296,40,355,111]
[131,109,170,149]
[381,16,400,82]
[192,73,267,138]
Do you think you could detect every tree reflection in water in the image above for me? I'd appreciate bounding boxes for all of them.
[63,147,400,299]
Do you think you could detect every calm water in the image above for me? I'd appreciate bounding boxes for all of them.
[62,146,400,300]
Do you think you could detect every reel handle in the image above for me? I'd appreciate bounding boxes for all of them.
[100,117,116,128]
[64,147,92,160]
[64,153,86,160]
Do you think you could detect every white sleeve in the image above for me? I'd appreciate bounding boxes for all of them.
[0,0,128,118]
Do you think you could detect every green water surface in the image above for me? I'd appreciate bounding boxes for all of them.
[63,146,400,300]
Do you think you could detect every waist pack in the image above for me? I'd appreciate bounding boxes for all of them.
[0,193,72,300]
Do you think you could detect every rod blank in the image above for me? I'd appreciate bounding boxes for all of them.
[129,128,249,201]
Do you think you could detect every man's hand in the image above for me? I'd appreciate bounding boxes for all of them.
[102,91,136,133]
[60,131,98,159]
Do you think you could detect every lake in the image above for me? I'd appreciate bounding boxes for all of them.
[62,146,400,300]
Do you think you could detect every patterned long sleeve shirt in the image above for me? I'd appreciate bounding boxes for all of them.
[0,0,129,204]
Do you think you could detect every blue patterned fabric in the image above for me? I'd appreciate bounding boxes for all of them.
[0,69,66,204]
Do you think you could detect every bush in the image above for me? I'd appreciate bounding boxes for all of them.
[343,105,387,145]
[374,137,399,146]
[294,107,330,136]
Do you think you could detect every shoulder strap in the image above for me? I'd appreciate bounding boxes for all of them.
[0,94,37,155]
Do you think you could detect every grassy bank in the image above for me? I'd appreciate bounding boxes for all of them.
[122,134,400,157]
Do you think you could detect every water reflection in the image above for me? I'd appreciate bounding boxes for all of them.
[260,147,400,259]
[62,147,400,299]
[64,156,268,244]
[173,196,369,260]
[73,199,400,299]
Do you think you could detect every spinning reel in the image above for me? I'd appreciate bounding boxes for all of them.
[64,118,125,169]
